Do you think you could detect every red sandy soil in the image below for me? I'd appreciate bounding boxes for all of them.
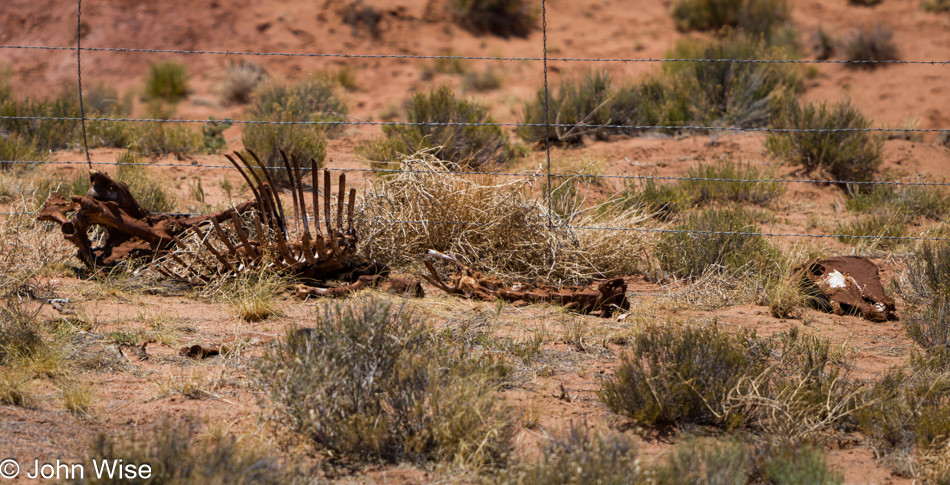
[1,0,950,483]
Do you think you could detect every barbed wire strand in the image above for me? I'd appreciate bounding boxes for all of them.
[4,159,948,188]
[1,114,947,134]
[1,44,948,66]
[75,0,92,170]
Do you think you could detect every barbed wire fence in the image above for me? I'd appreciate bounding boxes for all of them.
[0,0,948,251]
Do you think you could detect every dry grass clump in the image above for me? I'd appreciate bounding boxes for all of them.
[356,153,651,283]
[254,298,516,467]
[217,59,267,105]
[843,24,899,67]
[60,380,94,416]
[903,242,950,371]
[68,416,295,485]
[0,369,34,407]
[0,205,72,295]
[219,270,288,322]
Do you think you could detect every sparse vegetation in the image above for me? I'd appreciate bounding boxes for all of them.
[144,60,189,103]
[843,24,899,67]
[519,37,799,146]
[357,86,516,168]
[612,161,785,221]
[242,77,345,183]
[655,205,778,279]
[255,298,516,465]
[452,0,536,38]
[767,94,884,185]
[923,0,950,12]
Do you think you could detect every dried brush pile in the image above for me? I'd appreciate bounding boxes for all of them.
[356,153,651,283]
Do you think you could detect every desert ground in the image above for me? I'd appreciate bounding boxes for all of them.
[1,0,950,483]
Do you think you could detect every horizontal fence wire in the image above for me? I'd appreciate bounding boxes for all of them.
[2,159,948,187]
[1,44,949,66]
[0,114,947,133]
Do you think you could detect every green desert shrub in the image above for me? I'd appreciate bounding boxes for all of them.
[144,60,189,103]
[255,298,516,465]
[0,87,81,153]
[664,36,800,129]
[134,103,201,159]
[504,424,642,484]
[652,439,749,485]
[519,37,798,146]
[0,133,45,166]
[452,0,536,38]
[855,369,950,460]
[655,439,842,484]
[655,205,778,278]
[671,0,793,44]
[766,94,884,185]
[599,325,768,427]
[843,24,899,67]
[69,417,294,484]
[358,86,515,168]
[519,71,646,145]
[242,77,345,184]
